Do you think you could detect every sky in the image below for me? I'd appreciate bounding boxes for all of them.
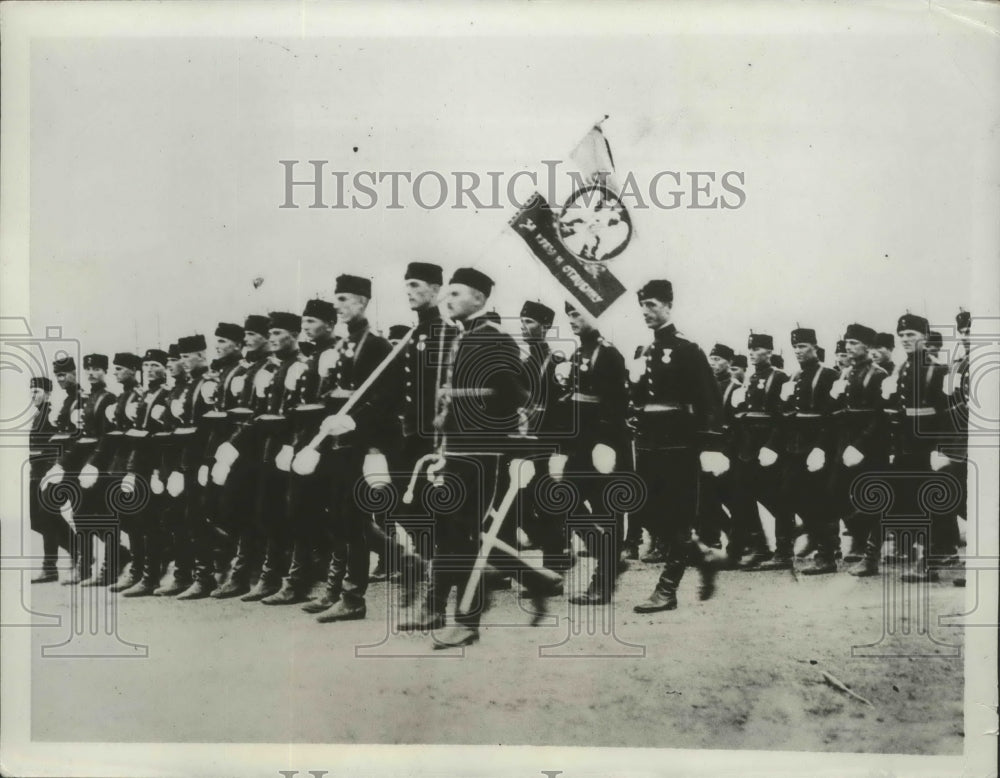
[19,1,1000,389]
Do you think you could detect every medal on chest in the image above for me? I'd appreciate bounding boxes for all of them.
[416,334,427,352]
[661,348,673,364]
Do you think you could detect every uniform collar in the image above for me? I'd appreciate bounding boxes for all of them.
[580,329,601,346]
[216,351,240,369]
[417,306,441,325]
[245,347,268,363]
[653,323,676,344]
[312,333,337,350]
[346,317,369,338]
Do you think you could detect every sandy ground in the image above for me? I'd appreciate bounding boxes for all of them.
[28,549,965,753]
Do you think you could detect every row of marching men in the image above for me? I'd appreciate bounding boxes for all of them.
[25,264,973,648]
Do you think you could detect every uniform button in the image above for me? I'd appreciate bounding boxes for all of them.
[405,395,412,402]
[404,366,411,373]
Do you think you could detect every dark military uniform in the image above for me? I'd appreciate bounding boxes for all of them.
[778,344,840,570]
[29,385,65,582]
[60,376,117,584]
[153,368,193,593]
[560,327,631,603]
[828,350,888,574]
[630,322,725,609]
[198,349,244,546]
[312,317,394,619]
[119,362,172,596]
[730,355,792,567]
[697,366,741,554]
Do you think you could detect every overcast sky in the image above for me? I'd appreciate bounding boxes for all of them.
[23,1,1000,381]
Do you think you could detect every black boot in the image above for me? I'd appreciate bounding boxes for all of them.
[261,581,308,605]
[849,541,880,577]
[316,590,367,623]
[634,561,683,613]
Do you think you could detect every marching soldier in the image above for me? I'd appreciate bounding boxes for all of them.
[28,375,65,583]
[559,301,632,606]
[425,267,532,647]
[887,314,954,582]
[308,276,394,623]
[948,310,971,587]
[779,328,840,574]
[63,353,118,585]
[828,323,889,577]
[116,349,173,596]
[729,354,748,384]
[730,333,793,570]
[264,299,340,605]
[835,340,851,371]
[210,316,279,598]
[101,352,146,592]
[630,280,727,614]
[699,343,741,560]
[874,333,896,374]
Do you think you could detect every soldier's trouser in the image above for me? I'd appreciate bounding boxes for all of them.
[221,457,260,583]
[697,468,734,549]
[181,477,217,584]
[325,447,370,598]
[382,435,438,574]
[782,453,837,559]
[254,465,291,585]
[162,488,193,582]
[565,446,624,596]
[728,460,768,557]
[518,467,571,574]
[134,479,166,584]
[29,465,71,571]
[285,470,329,591]
[828,458,886,553]
[893,452,959,557]
[634,447,702,591]
[733,457,794,556]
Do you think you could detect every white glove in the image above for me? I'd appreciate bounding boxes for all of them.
[42,464,65,490]
[627,357,646,384]
[275,444,294,472]
[758,447,778,468]
[780,381,794,401]
[150,469,164,495]
[122,472,137,494]
[554,361,572,387]
[79,463,99,489]
[548,453,568,481]
[320,414,356,437]
[211,461,230,486]
[166,471,185,497]
[929,451,952,472]
[214,441,240,467]
[730,386,747,408]
[842,445,864,468]
[881,376,897,401]
[700,451,730,476]
[830,379,847,399]
[806,447,826,472]
[197,464,209,486]
[363,452,391,489]
[592,443,616,474]
[292,447,321,476]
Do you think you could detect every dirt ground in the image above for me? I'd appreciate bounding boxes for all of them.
[28,546,965,753]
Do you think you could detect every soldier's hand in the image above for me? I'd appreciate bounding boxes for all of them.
[41,464,65,490]
[881,375,898,400]
[150,469,164,494]
[197,464,210,486]
[166,471,185,497]
[548,453,568,481]
[591,443,616,474]
[929,450,952,472]
[211,461,231,486]
[122,472,137,494]
[362,452,391,489]
[757,447,778,468]
[842,445,864,467]
[275,445,294,472]
[79,464,99,489]
[700,451,729,476]
[806,447,826,472]
[215,441,240,467]
[320,414,355,437]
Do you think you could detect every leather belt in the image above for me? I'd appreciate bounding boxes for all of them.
[905,407,938,417]
[50,434,71,441]
[293,403,325,412]
[201,410,227,420]
[29,449,42,456]
[77,437,98,445]
[125,430,149,438]
[254,414,285,422]
[643,402,693,413]
[570,393,600,403]
[792,412,822,419]
[449,388,496,398]
[173,427,197,435]
[326,388,355,399]
[739,411,771,419]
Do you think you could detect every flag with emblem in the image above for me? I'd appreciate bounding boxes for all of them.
[508,119,632,318]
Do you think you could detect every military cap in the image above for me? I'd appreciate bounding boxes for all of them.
[956,310,972,330]
[748,333,774,350]
[335,274,372,298]
[520,300,555,328]
[835,340,846,354]
[404,262,443,286]
[637,279,673,304]
[772,354,784,369]
[30,376,53,392]
[790,328,817,346]
[113,352,143,371]
[167,343,181,360]
[142,348,168,366]
[387,325,410,341]
[302,298,337,323]
[215,322,245,344]
[732,354,748,369]
[450,267,494,297]
[52,355,76,374]
[244,315,270,337]
[83,353,109,370]
[298,340,316,358]
[843,323,877,345]
[267,312,301,333]
[896,312,929,335]
[874,332,895,350]
[927,330,943,350]
[710,343,735,362]
[816,346,826,363]
[177,335,207,353]
[482,310,502,325]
